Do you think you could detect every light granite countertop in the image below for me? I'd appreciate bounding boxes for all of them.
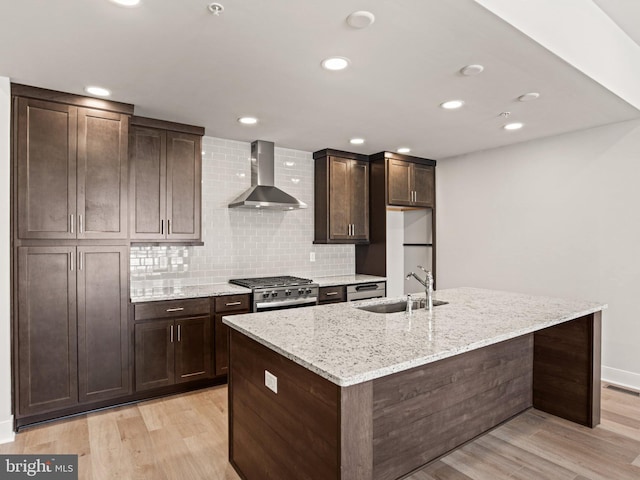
[130,283,251,303]
[223,287,607,387]
[314,274,386,287]
[130,275,386,303]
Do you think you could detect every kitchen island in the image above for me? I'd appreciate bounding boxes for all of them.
[223,288,606,480]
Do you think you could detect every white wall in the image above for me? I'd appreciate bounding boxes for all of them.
[437,118,640,390]
[475,0,640,110]
[0,76,14,443]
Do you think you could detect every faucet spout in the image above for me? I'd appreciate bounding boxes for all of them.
[406,268,434,312]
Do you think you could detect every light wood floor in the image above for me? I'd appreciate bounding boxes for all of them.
[1,384,639,480]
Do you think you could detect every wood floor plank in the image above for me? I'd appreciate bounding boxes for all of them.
[4,383,639,480]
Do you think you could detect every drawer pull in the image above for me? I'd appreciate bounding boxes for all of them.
[166,307,185,312]
[225,301,242,306]
[325,292,338,296]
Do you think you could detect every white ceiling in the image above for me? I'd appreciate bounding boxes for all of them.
[1,0,638,159]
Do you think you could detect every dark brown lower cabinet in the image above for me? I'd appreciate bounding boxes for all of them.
[77,246,130,403]
[16,245,129,417]
[213,294,251,376]
[134,315,213,392]
[17,247,78,416]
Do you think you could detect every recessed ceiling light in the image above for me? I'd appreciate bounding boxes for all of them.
[349,138,365,145]
[321,57,350,71]
[440,100,464,110]
[84,86,111,97]
[397,147,411,154]
[518,92,540,102]
[238,117,258,125]
[503,122,524,131]
[346,11,375,29]
[460,64,484,76]
[110,0,141,6]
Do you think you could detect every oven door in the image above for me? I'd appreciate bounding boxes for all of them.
[254,296,318,312]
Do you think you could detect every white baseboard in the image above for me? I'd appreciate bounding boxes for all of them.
[602,366,640,391]
[0,415,15,444]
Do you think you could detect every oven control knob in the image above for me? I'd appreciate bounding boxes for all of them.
[285,289,292,296]
[298,288,305,294]
[306,288,312,294]
[262,293,270,299]
[271,292,278,297]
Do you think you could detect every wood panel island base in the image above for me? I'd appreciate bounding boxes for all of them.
[223,288,605,480]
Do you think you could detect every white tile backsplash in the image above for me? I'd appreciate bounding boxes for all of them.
[130,136,354,289]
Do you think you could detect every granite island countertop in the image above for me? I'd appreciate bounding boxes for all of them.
[222,287,607,386]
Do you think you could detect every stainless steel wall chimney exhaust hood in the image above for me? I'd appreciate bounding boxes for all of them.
[228,140,307,210]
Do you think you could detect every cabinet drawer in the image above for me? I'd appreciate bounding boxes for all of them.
[134,298,210,321]
[318,286,346,304]
[214,294,251,313]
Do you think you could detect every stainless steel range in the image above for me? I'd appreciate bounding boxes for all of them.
[229,276,319,312]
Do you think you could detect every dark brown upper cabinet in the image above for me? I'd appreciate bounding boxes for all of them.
[129,117,204,243]
[384,153,435,208]
[313,149,370,244]
[14,88,131,240]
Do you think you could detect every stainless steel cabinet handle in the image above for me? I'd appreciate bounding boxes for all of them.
[170,325,174,343]
[70,214,74,234]
[161,219,164,235]
[168,219,171,235]
[79,251,83,271]
[79,214,84,234]
[69,252,74,271]
[166,307,184,312]
[177,324,181,342]
[225,301,242,306]
[325,292,338,296]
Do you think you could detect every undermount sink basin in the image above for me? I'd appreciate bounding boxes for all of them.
[357,299,448,314]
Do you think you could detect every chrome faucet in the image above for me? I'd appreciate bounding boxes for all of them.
[406,266,434,312]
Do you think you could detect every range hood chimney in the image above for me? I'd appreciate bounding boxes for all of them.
[228,140,307,210]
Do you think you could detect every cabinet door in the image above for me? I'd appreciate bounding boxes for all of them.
[387,159,412,206]
[412,164,435,207]
[16,98,77,239]
[77,109,129,239]
[166,131,201,240]
[129,126,166,239]
[349,160,369,241]
[17,247,78,416]
[77,246,130,403]
[328,157,351,240]
[213,295,251,376]
[135,320,174,391]
[214,313,228,376]
[175,316,213,383]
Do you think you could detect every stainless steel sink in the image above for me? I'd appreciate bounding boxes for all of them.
[357,299,448,314]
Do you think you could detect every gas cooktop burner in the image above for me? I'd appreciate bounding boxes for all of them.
[229,276,314,289]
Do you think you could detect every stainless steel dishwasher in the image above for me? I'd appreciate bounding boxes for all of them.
[346,281,386,301]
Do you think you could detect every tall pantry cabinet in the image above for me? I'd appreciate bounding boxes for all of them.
[11,85,133,424]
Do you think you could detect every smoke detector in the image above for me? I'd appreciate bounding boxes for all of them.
[207,3,224,15]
